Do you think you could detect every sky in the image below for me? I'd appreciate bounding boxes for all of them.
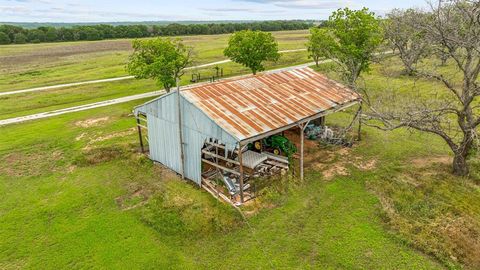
[0,0,430,22]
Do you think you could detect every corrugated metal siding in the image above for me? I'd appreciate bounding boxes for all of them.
[136,92,238,185]
[147,114,181,173]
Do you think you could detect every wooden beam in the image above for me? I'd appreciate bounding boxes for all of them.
[176,77,185,179]
[136,118,144,153]
[299,121,309,181]
[202,159,240,175]
[201,150,240,165]
[137,117,147,123]
[204,141,239,153]
[238,143,244,203]
[201,179,237,208]
[300,123,304,181]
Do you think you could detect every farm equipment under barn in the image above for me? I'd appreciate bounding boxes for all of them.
[305,124,354,147]
[248,135,297,158]
[201,139,290,204]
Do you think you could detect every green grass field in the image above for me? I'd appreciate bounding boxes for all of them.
[0,30,309,92]
[0,99,444,269]
[1,32,479,269]
[0,50,310,120]
[0,30,310,121]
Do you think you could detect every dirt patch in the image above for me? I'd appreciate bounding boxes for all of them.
[354,158,377,171]
[75,132,87,141]
[321,163,349,180]
[75,117,110,128]
[90,128,136,143]
[302,141,376,180]
[116,185,152,211]
[411,155,452,168]
[81,128,136,151]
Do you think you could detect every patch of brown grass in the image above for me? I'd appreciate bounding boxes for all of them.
[0,149,63,178]
[371,157,480,269]
[411,155,452,168]
[77,146,125,166]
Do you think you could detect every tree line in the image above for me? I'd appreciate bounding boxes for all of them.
[0,21,313,45]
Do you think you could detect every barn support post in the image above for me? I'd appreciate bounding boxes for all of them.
[136,117,144,153]
[299,120,310,181]
[238,142,244,203]
[176,77,185,179]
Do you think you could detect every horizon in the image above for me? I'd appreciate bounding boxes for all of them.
[0,19,316,25]
[0,0,429,23]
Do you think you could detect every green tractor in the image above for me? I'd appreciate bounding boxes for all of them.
[248,135,297,158]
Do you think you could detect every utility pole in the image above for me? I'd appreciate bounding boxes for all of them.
[176,76,185,179]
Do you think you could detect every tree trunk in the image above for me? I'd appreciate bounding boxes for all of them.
[452,151,469,176]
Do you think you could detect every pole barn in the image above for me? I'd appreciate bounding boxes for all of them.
[134,67,360,205]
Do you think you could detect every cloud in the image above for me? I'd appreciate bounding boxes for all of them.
[202,7,254,12]
[235,0,348,10]
[200,7,286,14]
[1,4,183,22]
[3,0,52,3]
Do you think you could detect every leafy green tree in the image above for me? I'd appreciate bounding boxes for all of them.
[307,27,328,67]
[127,38,193,92]
[13,33,27,44]
[224,30,280,75]
[309,8,382,85]
[0,32,10,44]
[45,28,57,42]
[27,29,46,43]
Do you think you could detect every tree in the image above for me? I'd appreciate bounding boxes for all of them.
[223,30,280,75]
[0,32,10,44]
[13,33,27,44]
[27,29,46,43]
[127,38,193,92]
[384,9,430,76]
[308,8,382,86]
[45,28,57,42]
[367,0,480,176]
[307,27,328,67]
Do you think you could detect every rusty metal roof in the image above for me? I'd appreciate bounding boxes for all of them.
[182,67,360,141]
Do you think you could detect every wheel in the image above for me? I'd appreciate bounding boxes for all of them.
[254,141,262,151]
[273,148,281,155]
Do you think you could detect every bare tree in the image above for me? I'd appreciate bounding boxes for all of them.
[384,8,431,75]
[367,0,480,176]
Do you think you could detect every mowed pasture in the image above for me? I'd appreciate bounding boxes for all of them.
[0,30,309,120]
[0,30,309,91]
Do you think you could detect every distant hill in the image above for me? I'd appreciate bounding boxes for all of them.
[0,20,317,29]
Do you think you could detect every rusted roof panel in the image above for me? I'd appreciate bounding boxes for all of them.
[182,67,360,141]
